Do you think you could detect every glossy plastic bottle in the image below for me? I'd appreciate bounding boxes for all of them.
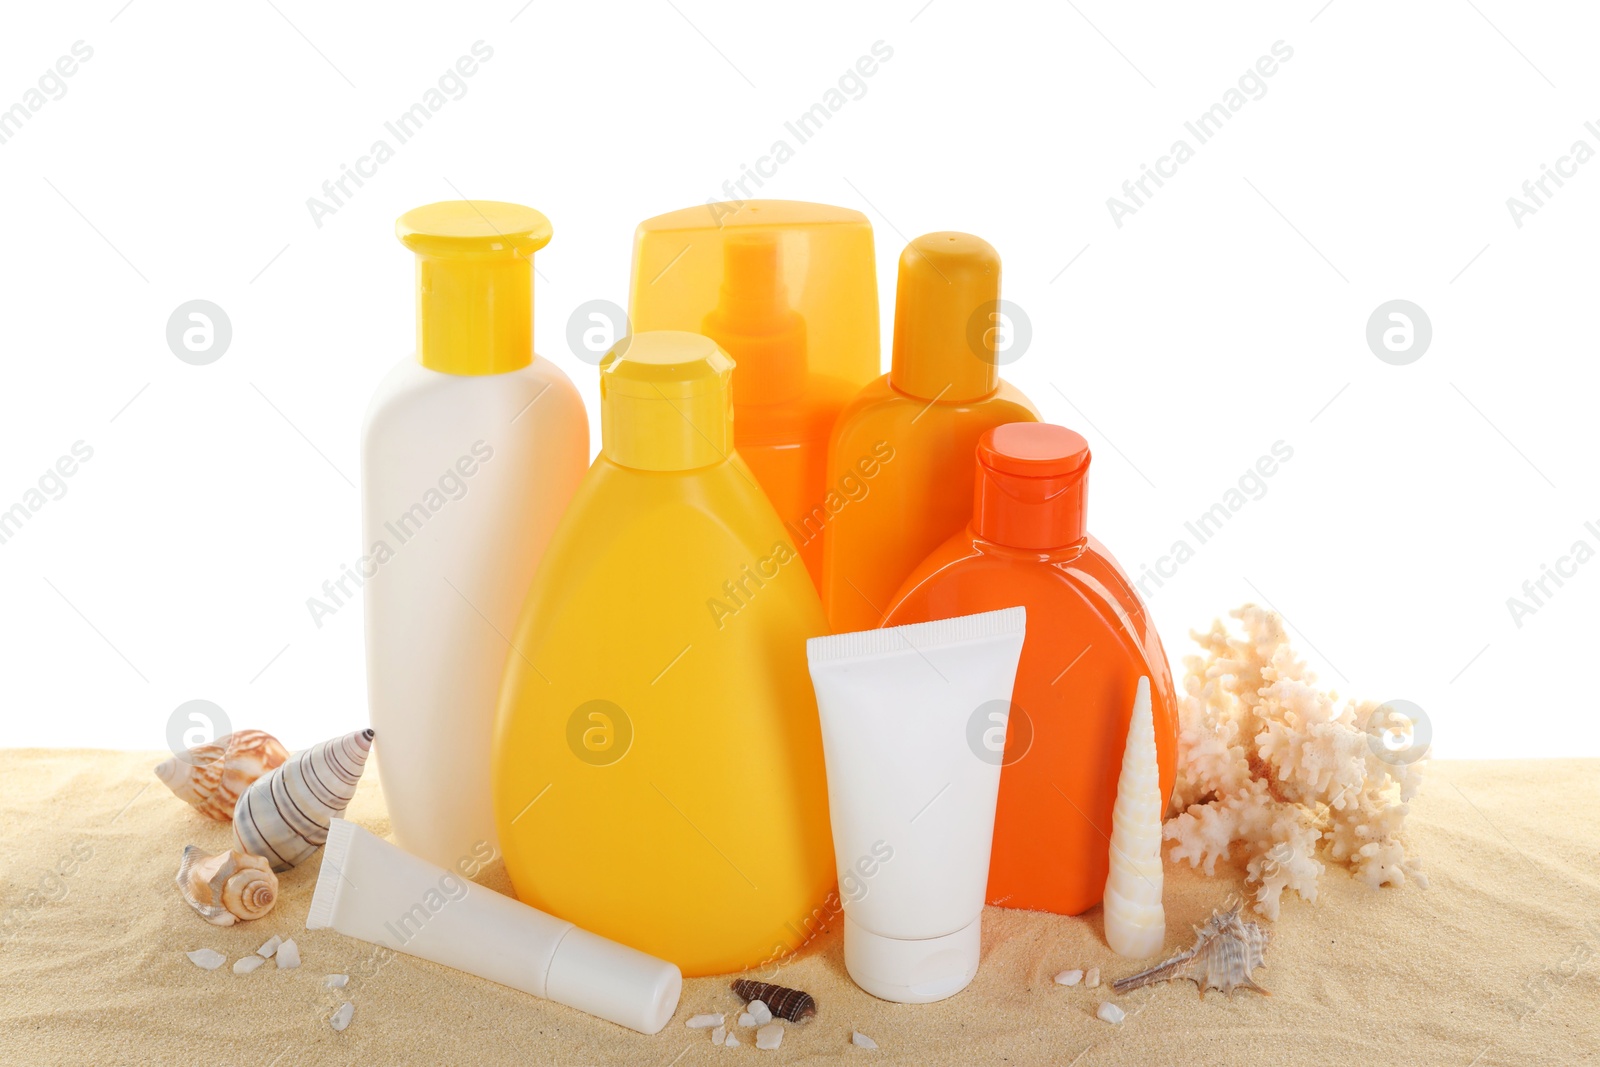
[821,232,1037,633]
[881,423,1178,916]
[493,330,835,976]
[362,202,588,871]
[629,202,879,591]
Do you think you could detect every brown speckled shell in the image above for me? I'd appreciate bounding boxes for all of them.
[731,978,817,1022]
[155,730,290,821]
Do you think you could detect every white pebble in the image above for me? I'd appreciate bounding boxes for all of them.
[686,1013,724,1029]
[756,1023,783,1050]
[256,935,282,958]
[275,938,300,970]
[748,999,774,1026]
[725,1031,741,1047]
[1085,967,1100,988]
[711,1026,726,1045]
[233,955,267,975]
[1054,968,1083,986]
[1096,1001,1125,1025]
[738,1012,757,1027]
[323,973,349,989]
[852,1030,879,1049]
[331,1001,354,1032]
[185,948,225,970]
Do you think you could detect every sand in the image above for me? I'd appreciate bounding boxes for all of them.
[2,750,1596,1066]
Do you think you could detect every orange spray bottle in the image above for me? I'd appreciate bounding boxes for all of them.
[881,423,1178,916]
[821,233,1037,632]
[629,202,880,590]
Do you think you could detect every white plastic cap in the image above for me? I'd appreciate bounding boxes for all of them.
[843,912,982,1004]
[547,926,683,1035]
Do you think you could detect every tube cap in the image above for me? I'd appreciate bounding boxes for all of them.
[974,423,1091,551]
[600,331,734,471]
[843,912,981,1004]
[629,201,880,404]
[397,201,552,376]
[547,925,684,1035]
[890,233,1001,403]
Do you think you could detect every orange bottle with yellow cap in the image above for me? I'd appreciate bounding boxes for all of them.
[629,202,879,590]
[821,233,1037,632]
[881,423,1178,916]
[493,331,835,977]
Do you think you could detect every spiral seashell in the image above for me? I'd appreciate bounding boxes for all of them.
[176,845,279,926]
[233,729,374,871]
[155,730,290,822]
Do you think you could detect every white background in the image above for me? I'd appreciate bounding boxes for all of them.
[1,1,1594,757]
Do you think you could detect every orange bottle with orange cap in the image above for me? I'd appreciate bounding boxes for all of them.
[628,202,880,590]
[881,423,1178,916]
[820,233,1037,632]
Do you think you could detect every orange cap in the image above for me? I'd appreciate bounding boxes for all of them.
[700,232,807,404]
[973,423,1091,550]
[890,232,1001,402]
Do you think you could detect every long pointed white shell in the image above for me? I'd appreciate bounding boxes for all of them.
[233,729,373,871]
[1104,677,1166,958]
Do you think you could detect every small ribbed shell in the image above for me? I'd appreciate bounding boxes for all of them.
[177,845,279,926]
[1111,905,1271,997]
[155,730,290,821]
[233,729,373,871]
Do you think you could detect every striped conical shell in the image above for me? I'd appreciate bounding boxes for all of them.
[233,729,373,871]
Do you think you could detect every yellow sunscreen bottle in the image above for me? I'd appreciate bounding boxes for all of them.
[493,331,835,977]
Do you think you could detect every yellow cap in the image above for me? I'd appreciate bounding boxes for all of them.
[396,200,552,375]
[890,232,1001,403]
[629,201,880,402]
[600,331,734,472]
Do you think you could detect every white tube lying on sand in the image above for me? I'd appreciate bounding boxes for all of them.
[306,818,682,1034]
[807,606,1026,1004]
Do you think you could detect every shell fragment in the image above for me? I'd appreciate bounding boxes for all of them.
[852,1031,879,1049]
[748,1000,774,1026]
[275,938,300,970]
[1097,1001,1125,1025]
[331,1001,354,1032]
[756,1023,783,1050]
[185,948,225,970]
[1054,969,1083,986]
[739,1012,757,1027]
[324,973,349,989]
[1086,967,1101,988]
[256,935,282,958]
[233,955,267,974]
[686,1013,724,1029]
[725,1031,741,1047]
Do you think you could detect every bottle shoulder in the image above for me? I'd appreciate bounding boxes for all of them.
[887,535,1141,623]
[363,354,586,444]
[831,375,1038,446]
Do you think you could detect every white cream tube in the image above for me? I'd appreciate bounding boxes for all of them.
[306,819,681,1034]
[807,606,1026,1004]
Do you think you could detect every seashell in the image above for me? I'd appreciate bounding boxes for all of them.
[1111,904,1271,998]
[233,729,373,871]
[1097,1001,1125,1024]
[156,730,290,821]
[756,1023,784,1050]
[710,1025,726,1045]
[725,1031,740,1047]
[747,999,773,1026]
[256,935,282,958]
[276,938,300,970]
[1086,967,1100,988]
[176,846,279,926]
[330,1001,354,1032]
[1054,969,1083,986]
[730,978,816,1023]
[1103,676,1166,959]
[686,1013,723,1029]
[852,1031,879,1049]
[186,948,225,970]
